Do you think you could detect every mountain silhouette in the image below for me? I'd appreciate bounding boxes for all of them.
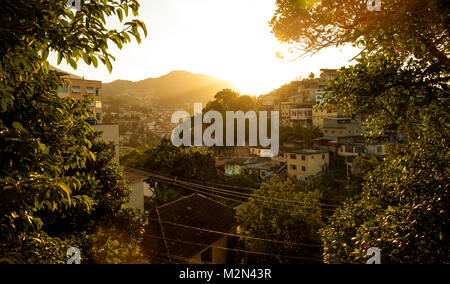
[102,71,237,106]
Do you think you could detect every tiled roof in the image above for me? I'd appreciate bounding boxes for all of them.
[142,194,236,262]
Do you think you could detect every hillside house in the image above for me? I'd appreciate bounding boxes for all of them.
[142,194,236,264]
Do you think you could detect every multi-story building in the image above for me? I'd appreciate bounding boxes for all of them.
[285,149,329,182]
[312,105,349,130]
[322,117,362,137]
[55,68,120,163]
[296,88,318,103]
[281,101,313,127]
[290,107,312,127]
[58,74,103,123]
[281,102,295,127]
[337,138,387,175]
[313,106,338,130]
[319,69,340,82]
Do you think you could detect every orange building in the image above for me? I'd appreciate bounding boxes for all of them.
[57,71,103,123]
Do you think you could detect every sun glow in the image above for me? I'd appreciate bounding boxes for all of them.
[50,0,359,97]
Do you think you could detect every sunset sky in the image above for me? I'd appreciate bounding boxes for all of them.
[50,0,360,95]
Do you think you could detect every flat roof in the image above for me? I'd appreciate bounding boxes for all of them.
[285,149,329,154]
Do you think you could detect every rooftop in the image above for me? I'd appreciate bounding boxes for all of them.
[142,194,236,261]
[225,157,268,166]
[285,149,329,155]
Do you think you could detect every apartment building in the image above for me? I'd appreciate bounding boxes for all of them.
[337,139,387,173]
[58,74,103,123]
[296,88,318,104]
[323,117,362,137]
[280,101,313,127]
[319,69,340,82]
[281,102,295,126]
[290,107,312,127]
[285,149,329,182]
[313,106,338,130]
[55,68,120,163]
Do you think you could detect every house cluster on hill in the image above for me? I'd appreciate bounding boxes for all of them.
[202,69,405,183]
[54,67,406,264]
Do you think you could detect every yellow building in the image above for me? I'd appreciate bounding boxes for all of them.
[285,149,329,182]
[312,105,339,130]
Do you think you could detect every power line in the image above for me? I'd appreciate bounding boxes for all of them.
[151,176,330,214]
[128,166,342,207]
[147,171,340,209]
[145,234,323,263]
[143,248,214,264]
[147,218,322,248]
[145,171,338,211]
[149,175,336,213]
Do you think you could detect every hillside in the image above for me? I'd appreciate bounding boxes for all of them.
[102,71,237,106]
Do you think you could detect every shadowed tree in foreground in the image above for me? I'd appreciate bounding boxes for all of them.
[271,0,449,263]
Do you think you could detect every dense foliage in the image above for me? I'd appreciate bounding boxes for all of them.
[0,0,147,263]
[121,138,219,205]
[272,0,449,263]
[236,176,323,264]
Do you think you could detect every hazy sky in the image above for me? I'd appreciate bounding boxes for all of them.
[50,0,360,95]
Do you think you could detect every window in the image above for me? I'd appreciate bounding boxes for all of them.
[301,156,306,161]
[96,113,102,121]
[95,101,102,108]
[322,154,326,160]
[311,156,314,159]
[305,177,308,181]
[96,88,101,96]
[72,86,81,93]
[290,154,296,159]
[302,166,306,172]
[201,247,213,264]
[290,165,297,170]
[86,87,94,94]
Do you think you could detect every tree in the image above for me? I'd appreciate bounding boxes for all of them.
[270,0,449,66]
[38,140,148,264]
[204,89,256,113]
[121,138,219,205]
[320,107,449,263]
[271,0,449,263]
[0,0,147,263]
[236,176,323,264]
[279,124,322,147]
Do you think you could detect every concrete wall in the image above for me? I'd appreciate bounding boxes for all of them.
[93,124,120,164]
[323,118,362,137]
[188,236,229,264]
[127,181,145,210]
